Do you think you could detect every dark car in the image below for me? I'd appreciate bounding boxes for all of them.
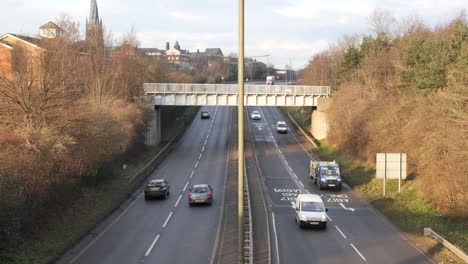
[201,111,211,119]
[145,179,170,200]
[188,184,213,206]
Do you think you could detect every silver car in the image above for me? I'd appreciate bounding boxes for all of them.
[250,111,261,120]
[276,121,288,133]
[188,184,213,206]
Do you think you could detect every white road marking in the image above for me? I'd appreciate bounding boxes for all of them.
[202,146,205,152]
[174,195,182,207]
[199,153,203,160]
[327,214,333,222]
[350,244,367,262]
[190,170,195,179]
[305,189,310,194]
[69,192,143,263]
[144,234,161,257]
[162,212,173,228]
[271,212,280,264]
[183,182,189,192]
[335,225,347,239]
[298,181,304,187]
[339,203,356,212]
[195,160,199,168]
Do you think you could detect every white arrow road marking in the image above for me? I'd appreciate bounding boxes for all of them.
[339,203,356,212]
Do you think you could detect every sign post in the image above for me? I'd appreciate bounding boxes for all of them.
[376,153,407,197]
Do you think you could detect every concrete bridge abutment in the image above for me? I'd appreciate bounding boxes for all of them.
[145,106,161,146]
[311,98,330,140]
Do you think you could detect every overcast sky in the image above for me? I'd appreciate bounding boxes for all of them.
[1,0,466,69]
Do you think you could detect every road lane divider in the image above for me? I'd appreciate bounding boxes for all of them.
[183,182,189,192]
[174,195,182,207]
[335,225,347,239]
[162,212,173,228]
[350,244,367,262]
[195,160,199,168]
[144,234,161,257]
[190,170,195,179]
[271,212,280,264]
[199,153,203,160]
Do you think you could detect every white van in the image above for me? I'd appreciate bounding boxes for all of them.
[293,194,328,229]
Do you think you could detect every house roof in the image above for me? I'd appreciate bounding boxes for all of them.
[0,33,41,49]
[39,21,63,30]
[140,48,164,54]
[0,40,13,49]
[204,48,223,57]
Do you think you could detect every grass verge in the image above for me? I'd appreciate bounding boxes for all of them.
[2,106,199,264]
[279,107,468,264]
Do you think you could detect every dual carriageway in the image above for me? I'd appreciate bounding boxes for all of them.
[58,94,433,263]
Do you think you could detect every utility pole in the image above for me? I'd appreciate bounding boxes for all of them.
[237,0,245,262]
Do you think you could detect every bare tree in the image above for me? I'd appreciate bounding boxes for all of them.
[368,9,396,36]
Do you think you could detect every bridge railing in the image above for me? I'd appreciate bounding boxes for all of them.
[144,83,330,96]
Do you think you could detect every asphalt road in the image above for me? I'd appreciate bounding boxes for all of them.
[58,106,231,264]
[246,106,434,264]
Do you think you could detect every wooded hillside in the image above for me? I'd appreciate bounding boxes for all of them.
[300,12,467,220]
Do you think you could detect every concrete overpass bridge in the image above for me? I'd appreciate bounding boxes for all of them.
[144,83,330,107]
[142,83,331,145]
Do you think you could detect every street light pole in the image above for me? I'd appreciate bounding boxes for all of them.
[237,0,245,262]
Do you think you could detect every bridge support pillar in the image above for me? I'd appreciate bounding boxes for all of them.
[145,106,161,146]
[311,98,330,140]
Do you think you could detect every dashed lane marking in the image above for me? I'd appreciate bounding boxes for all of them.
[144,234,161,257]
[162,212,173,228]
[183,182,189,192]
[174,195,182,207]
[350,244,367,262]
[335,225,347,239]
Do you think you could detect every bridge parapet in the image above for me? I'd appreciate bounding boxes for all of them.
[143,83,330,106]
[145,83,330,96]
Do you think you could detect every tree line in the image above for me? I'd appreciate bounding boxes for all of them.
[299,10,467,220]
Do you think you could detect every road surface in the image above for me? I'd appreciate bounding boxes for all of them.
[246,106,433,264]
[59,106,231,264]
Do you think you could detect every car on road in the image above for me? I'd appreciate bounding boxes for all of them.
[250,111,261,120]
[293,194,328,229]
[201,111,211,119]
[145,179,170,200]
[188,184,213,206]
[276,121,288,133]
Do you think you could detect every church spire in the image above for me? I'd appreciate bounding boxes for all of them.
[89,0,100,25]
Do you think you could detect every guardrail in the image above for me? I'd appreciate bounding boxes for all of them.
[243,159,253,264]
[424,228,468,263]
[144,83,330,96]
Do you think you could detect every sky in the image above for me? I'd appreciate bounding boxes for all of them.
[1,0,466,69]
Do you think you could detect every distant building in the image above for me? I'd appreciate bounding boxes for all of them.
[39,21,64,39]
[165,41,191,68]
[139,48,165,60]
[86,0,104,51]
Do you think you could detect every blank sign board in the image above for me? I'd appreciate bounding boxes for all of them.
[376,153,407,180]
